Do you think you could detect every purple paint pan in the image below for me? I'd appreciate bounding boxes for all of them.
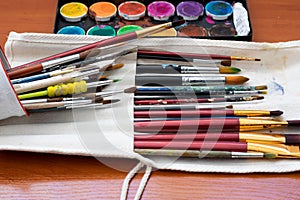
[147,1,175,21]
[176,1,204,21]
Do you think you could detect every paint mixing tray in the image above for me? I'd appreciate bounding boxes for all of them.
[54,0,253,41]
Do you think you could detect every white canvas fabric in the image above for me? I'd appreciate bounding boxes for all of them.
[0,52,26,120]
[1,31,300,174]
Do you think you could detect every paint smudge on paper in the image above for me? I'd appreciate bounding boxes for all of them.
[269,79,285,95]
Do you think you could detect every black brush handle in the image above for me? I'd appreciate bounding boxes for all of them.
[135,76,182,86]
[136,64,181,74]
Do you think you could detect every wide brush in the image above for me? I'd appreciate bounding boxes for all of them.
[134,118,300,133]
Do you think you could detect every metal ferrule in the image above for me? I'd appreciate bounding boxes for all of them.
[42,54,80,69]
[231,152,265,158]
[181,66,219,74]
[182,76,225,85]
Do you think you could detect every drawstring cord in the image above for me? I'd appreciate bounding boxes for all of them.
[120,162,152,200]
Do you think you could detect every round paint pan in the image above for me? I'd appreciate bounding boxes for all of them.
[60,2,88,22]
[209,24,236,36]
[177,24,207,37]
[205,1,233,20]
[89,2,117,22]
[118,1,146,21]
[57,26,86,35]
[149,28,177,37]
[176,1,204,21]
[87,25,116,36]
[147,1,175,21]
[117,25,143,35]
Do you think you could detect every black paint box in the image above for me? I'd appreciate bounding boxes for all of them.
[54,0,253,41]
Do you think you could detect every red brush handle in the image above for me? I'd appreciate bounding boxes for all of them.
[10,32,137,71]
[134,133,240,141]
[137,50,231,60]
[134,110,234,118]
[134,140,247,152]
[134,98,224,105]
[134,118,240,133]
[8,63,43,79]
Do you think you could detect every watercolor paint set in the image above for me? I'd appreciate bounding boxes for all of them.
[54,0,253,40]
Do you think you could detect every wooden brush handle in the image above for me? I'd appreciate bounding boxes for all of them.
[8,63,43,79]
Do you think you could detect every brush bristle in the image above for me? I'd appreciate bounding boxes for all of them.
[253,96,264,100]
[124,86,137,93]
[255,58,261,61]
[270,110,283,116]
[258,91,268,94]
[264,152,277,159]
[219,66,241,74]
[172,20,186,27]
[113,63,124,70]
[225,76,249,85]
[255,85,268,90]
[221,61,232,66]
[103,99,120,104]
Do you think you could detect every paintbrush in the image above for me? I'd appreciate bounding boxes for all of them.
[134,149,276,159]
[9,20,185,79]
[136,85,267,92]
[137,58,232,67]
[134,132,300,145]
[134,140,300,157]
[18,79,120,100]
[59,47,136,69]
[135,75,249,86]
[27,99,120,113]
[14,69,100,94]
[8,48,101,79]
[134,118,300,133]
[137,50,261,61]
[134,104,233,111]
[136,64,241,74]
[133,109,283,118]
[134,89,266,96]
[134,95,264,105]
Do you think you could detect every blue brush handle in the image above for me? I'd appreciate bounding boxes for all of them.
[11,73,51,84]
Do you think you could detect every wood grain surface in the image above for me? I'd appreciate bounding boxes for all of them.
[0,0,300,199]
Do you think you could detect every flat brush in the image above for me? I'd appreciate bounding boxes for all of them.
[134,96,264,105]
[10,20,185,79]
[134,132,300,145]
[134,149,276,159]
[134,110,283,118]
[134,118,300,133]
[134,141,300,157]
[137,50,261,61]
[136,64,241,74]
[8,48,101,79]
[135,75,249,86]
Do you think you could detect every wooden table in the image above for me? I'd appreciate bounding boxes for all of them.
[0,0,300,199]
